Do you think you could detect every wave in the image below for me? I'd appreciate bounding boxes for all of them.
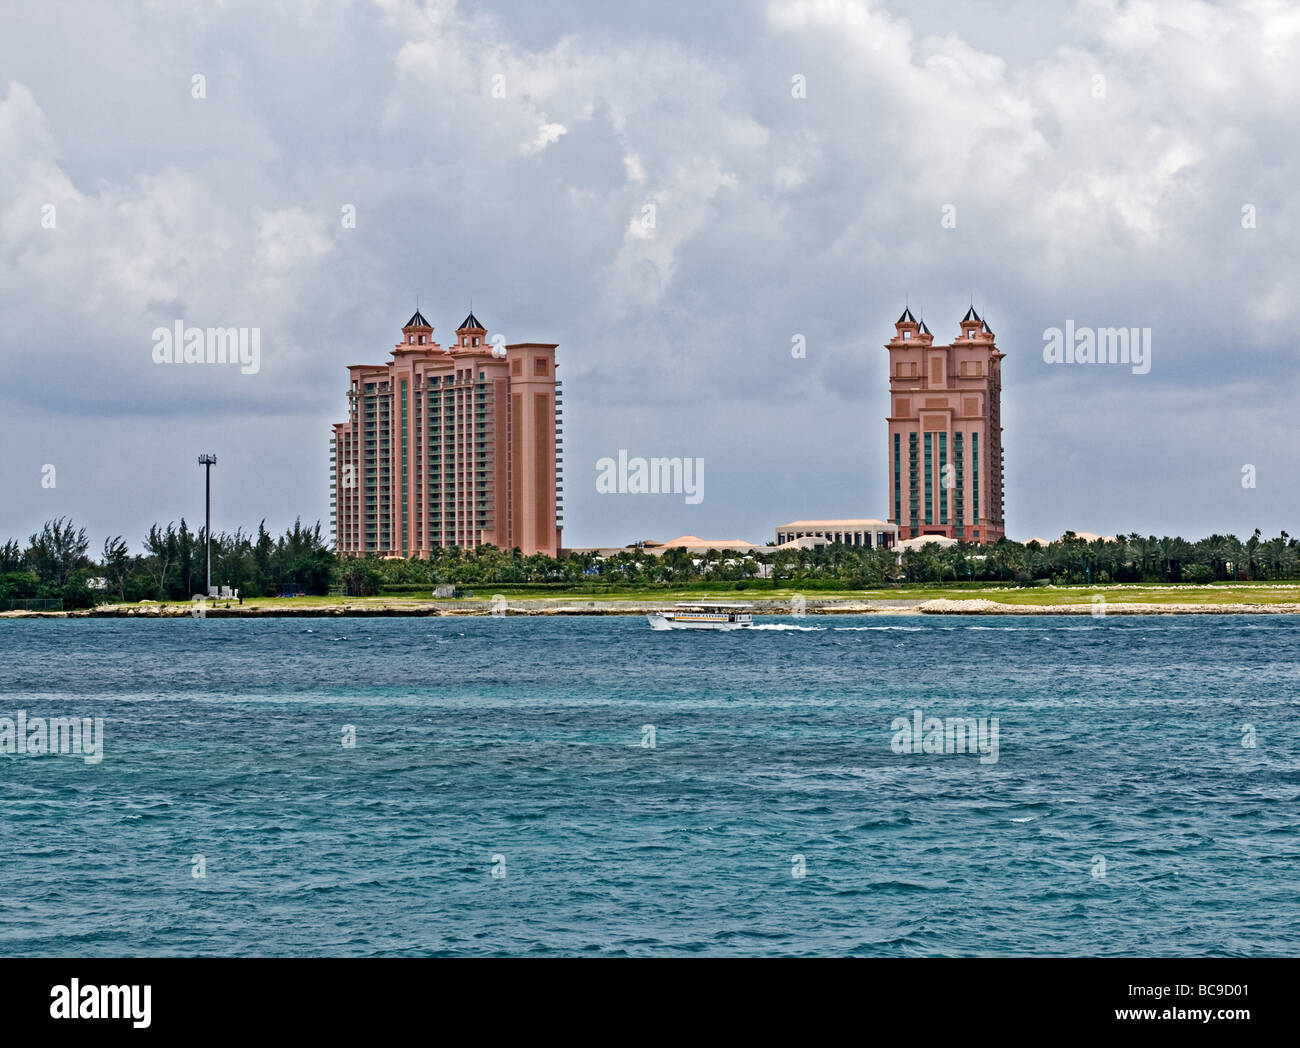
[833,625,925,632]
[749,624,926,632]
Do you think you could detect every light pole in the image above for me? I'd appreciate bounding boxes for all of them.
[198,455,217,594]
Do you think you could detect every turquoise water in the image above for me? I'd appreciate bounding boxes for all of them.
[0,614,1297,956]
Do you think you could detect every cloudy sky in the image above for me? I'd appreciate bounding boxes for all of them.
[2,0,1297,551]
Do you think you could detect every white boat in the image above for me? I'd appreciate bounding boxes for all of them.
[647,602,754,631]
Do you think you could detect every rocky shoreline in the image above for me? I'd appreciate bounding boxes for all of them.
[4,597,1300,618]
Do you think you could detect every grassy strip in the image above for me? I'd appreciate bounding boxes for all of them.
[86,581,1300,612]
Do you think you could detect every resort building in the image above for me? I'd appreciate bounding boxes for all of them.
[895,534,958,552]
[773,519,897,549]
[641,535,765,556]
[331,309,563,557]
[886,307,1006,542]
[1024,532,1119,545]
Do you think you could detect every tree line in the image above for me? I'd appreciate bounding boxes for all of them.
[0,517,331,607]
[343,529,1299,590]
[2,520,1297,608]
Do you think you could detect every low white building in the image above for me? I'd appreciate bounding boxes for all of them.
[774,519,897,550]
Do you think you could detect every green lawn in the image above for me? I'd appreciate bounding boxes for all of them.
[472,582,1300,605]
[89,581,1300,612]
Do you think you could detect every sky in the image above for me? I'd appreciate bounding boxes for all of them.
[1,0,1297,552]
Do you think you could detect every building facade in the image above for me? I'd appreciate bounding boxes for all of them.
[331,310,563,557]
[886,308,1005,543]
[774,519,897,549]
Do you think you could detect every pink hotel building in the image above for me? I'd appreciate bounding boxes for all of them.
[331,310,562,557]
[886,307,1006,543]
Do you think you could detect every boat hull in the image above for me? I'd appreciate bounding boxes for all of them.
[647,613,751,631]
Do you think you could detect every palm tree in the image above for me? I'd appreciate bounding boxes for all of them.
[940,544,965,582]
[1263,536,1285,580]
[1246,529,1262,580]
[1131,535,1158,581]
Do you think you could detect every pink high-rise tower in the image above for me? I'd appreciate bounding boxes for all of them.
[886,307,1005,542]
[331,310,563,557]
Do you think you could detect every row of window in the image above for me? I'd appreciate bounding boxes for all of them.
[892,430,983,527]
[776,531,895,548]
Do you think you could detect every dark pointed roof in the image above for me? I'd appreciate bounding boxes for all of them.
[920,320,931,335]
[897,307,917,324]
[404,309,431,329]
[981,319,994,337]
[457,311,485,331]
[962,306,981,324]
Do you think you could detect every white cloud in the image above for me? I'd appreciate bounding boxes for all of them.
[524,120,567,154]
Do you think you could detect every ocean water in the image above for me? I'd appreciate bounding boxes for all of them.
[0,614,1297,957]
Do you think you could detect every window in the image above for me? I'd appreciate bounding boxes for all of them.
[954,432,964,523]
[938,432,948,525]
[511,359,522,376]
[534,358,548,376]
[894,433,902,523]
[473,337,479,346]
[908,433,919,520]
[400,381,409,557]
[924,433,933,525]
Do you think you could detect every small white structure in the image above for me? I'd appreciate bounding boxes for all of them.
[895,535,959,552]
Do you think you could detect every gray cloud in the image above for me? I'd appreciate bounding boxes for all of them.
[1,0,1296,551]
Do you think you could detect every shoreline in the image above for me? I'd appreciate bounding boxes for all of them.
[5,597,1300,618]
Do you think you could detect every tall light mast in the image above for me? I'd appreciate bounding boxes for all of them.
[198,454,217,593]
